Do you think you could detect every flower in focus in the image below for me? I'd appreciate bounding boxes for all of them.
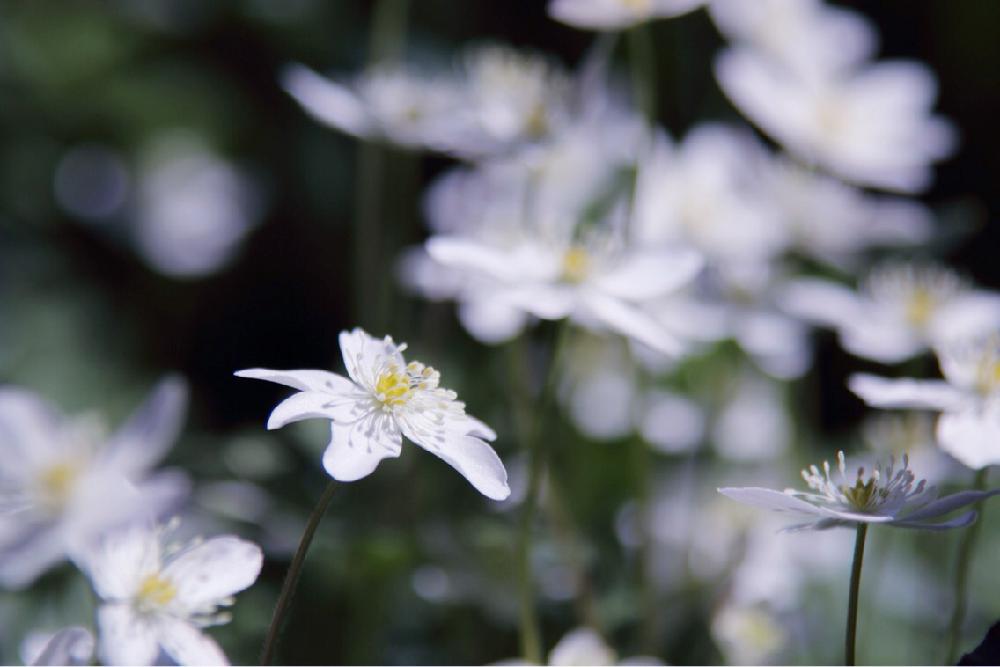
[549,0,704,31]
[80,521,263,666]
[0,377,189,588]
[719,450,999,530]
[236,328,510,500]
[715,46,955,193]
[780,263,1000,363]
[850,334,1000,469]
[20,627,94,666]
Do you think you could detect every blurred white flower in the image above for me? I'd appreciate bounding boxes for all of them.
[81,521,262,666]
[0,377,189,588]
[284,45,572,158]
[236,328,510,500]
[497,626,661,665]
[850,334,1000,469]
[709,0,876,78]
[715,47,955,192]
[713,375,790,462]
[711,603,787,666]
[720,450,998,530]
[21,626,94,666]
[134,133,264,278]
[861,412,961,482]
[780,263,1000,363]
[549,0,704,30]
[639,389,705,454]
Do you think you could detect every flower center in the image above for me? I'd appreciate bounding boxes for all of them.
[620,0,651,12]
[137,573,177,609]
[974,357,1000,395]
[561,246,590,283]
[840,472,884,511]
[37,462,79,509]
[375,369,413,407]
[905,288,937,327]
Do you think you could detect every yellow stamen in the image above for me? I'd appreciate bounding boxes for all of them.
[375,367,412,407]
[561,246,590,283]
[137,574,177,607]
[39,463,78,507]
[905,288,936,327]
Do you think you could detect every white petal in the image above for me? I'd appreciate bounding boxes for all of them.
[163,536,262,610]
[777,279,863,328]
[938,409,1000,470]
[548,627,616,666]
[156,616,229,666]
[889,509,978,531]
[338,328,405,389]
[848,373,965,411]
[80,524,161,601]
[234,368,355,394]
[896,489,1000,523]
[29,627,94,666]
[265,391,344,430]
[0,525,70,589]
[0,389,61,464]
[404,427,510,501]
[718,487,823,516]
[281,63,371,138]
[593,247,703,302]
[322,419,401,482]
[582,293,683,356]
[97,604,159,667]
[457,298,529,345]
[101,375,187,476]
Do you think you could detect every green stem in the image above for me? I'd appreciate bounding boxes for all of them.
[626,24,656,125]
[945,467,990,664]
[845,523,868,667]
[260,481,338,665]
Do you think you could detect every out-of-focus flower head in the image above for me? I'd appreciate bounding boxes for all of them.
[720,450,1000,530]
[0,377,189,588]
[549,0,705,31]
[20,627,94,666]
[495,626,662,665]
[781,263,1000,363]
[711,602,788,666]
[715,46,956,193]
[236,328,510,500]
[713,373,790,462]
[80,520,262,666]
[850,333,1000,470]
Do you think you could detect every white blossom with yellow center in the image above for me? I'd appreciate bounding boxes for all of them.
[81,521,262,666]
[851,334,1000,470]
[236,328,510,500]
[720,450,1000,531]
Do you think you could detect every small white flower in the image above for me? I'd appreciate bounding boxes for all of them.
[549,0,704,31]
[81,521,263,666]
[850,334,1000,470]
[236,328,510,500]
[21,626,94,666]
[495,626,662,665]
[780,263,1000,363]
[715,46,955,192]
[0,378,189,588]
[719,450,999,530]
[711,602,788,667]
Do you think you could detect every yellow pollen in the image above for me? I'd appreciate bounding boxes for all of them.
[975,358,1000,395]
[375,369,412,407]
[905,288,936,326]
[137,574,177,607]
[561,246,590,283]
[39,463,78,506]
[620,0,651,11]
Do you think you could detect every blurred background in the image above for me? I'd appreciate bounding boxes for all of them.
[1,1,999,664]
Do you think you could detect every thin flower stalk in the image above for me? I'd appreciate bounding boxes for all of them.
[945,467,990,664]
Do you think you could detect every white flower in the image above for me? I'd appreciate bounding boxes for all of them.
[713,374,790,462]
[21,627,94,666]
[0,378,189,588]
[780,263,1000,363]
[850,335,1000,470]
[709,0,876,79]
[496,626,662,665]
[719,450,999,530]
[549,0,704,31]
[711,603,788,666]
[81,521,263,666]
[236,328,510,500]
[715,46,955,192]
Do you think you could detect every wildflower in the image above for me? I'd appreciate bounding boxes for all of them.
[496,626,661,665]
[850,335,1000,469]
[21,627,94,666]
[780,263,1000,363]
[549,0,704,31]
[80,521,263,666]
[715,47,955,193]
[0,378,189,588]
[719,450,999,530]
[236,328,510,500]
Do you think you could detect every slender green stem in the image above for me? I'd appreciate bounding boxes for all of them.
[845,523,868,666]
[626,24,656,125]
[945,467,990,664]
[260,481,338,665]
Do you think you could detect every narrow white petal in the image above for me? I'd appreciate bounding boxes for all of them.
[102,375,188,475]
[97,604,159,667]
[848,373,965,411]
[163,536,263,609]
[29,627,94,666]
[718,487,823,516]
[937,409,1000,470]
[79,524,160,601]
[234,368,355,394]
[593,247,702,302]
[777,279,864,328]
[548,627,616,666]
[0,525,70,590]
[156,616,229,666]
[895,489,1000,523]
[404,430,510,501]
[281,63,371,138]
[322,420,401,482]
[266,391,340,430]
[583,293,683,356]
[889,509,978,531]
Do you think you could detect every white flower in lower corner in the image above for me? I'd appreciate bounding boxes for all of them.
[549,0,704,31]
[21,626,94,666]
[850,335,1000,470]
[81,521,263,666]
[496,627,662,665]
[719,450,1000,531]
[236,328,510,500]
[0,378,189,589]
[780,263,1000,363]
